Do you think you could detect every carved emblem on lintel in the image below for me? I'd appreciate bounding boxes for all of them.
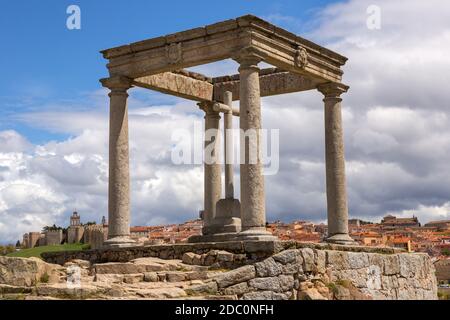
[295,45,308,68]
[166,43,182,64]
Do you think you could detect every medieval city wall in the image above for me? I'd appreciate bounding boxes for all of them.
[83,225,107,250]
[45,230,63,246]
[28,232,41,248]
[68,226,85,244]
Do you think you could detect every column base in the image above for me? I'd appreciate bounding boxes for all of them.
[236,227,278,241]
[103,236,138,248]
[325,233,355,245]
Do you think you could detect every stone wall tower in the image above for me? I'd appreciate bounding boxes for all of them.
[70,211,81,227]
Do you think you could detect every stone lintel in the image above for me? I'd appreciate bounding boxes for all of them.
[132,68,320,104]
[100,15,347,83]
[213,70,320,102]
[133,72,213,102]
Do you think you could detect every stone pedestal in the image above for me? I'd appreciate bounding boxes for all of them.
[210,91,242,235]
[101,76,136,248]
[318,83,354,245]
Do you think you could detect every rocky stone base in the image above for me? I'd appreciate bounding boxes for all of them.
[213,248,437,300]
[1,245,437,300]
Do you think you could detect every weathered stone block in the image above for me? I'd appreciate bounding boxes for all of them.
[223,282,250,295]
[123,273,144,284]
[143,272,159,282]
[182,252,197,265]
[185,282,218,296]
[347,252,369,269]
[166,272,188,282]
[241,291,274,300]
[297,288,327,300]
[300,248,316,272]
[249,277,281,292]
[315,250,326,274]
[279,274,295,291]
[0,256,63,287]
[272,249,300,264]
[383,255,400,275]
[326,250,350,270]
[94,262,143,274]
[255,258,282,277]
[215,265,255,288]
[366,265,382,290]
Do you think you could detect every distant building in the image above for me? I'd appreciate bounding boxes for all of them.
[424,220,450,231]
[22,233,29,248]
[84,224,107,249]
[130,226,150,239]
[434,259,450,285]
[385,235,412,252]
[352,231,383,246]
[28,232,41,248]
[381,215,420,229]
[68,211,84,244]
[45,229,63,246]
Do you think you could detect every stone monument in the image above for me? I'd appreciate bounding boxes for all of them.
[100,15,354,246]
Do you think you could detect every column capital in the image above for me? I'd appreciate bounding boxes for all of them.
[100,76,133,94]
[317,82,349,100]
[233,46,266,70]
[198,101,221,118]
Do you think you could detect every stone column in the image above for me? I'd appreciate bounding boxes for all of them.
[223,91,234,199]
[234,50,275,240]
[318,82,354,245]
[213,91,241,236]
[198,102,222,235]
[100,76,136,248]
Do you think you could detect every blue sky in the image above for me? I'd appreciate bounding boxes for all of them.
[0,0,337,144]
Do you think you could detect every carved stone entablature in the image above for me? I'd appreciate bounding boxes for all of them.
[166,42,183,65]
[295,45,308,69]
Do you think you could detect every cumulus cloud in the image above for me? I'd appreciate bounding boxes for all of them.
[1,0,449,243]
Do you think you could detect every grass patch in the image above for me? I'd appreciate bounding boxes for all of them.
[326,282,339,295]
[7,243,89,259]
[39,272,49,283]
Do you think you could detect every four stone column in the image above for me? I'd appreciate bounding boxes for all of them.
[198,102,222,236]
[234,52,275,240]
[101,76,136,248]
[318,83,354,245]
[101,69,353,246]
